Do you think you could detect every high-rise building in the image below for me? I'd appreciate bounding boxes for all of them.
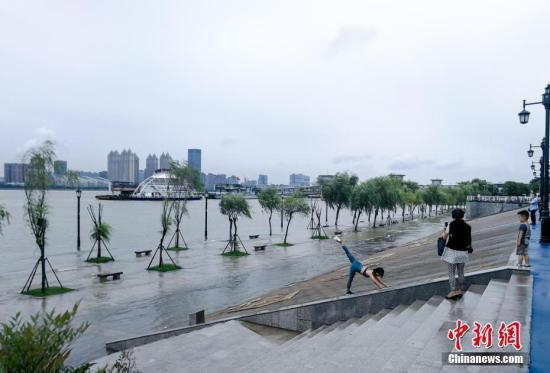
[289,173,310,187]
[244,178,257,187]
[431,179,443,186]
[188,149,202,173]
[258,174,268,187]
[53,160,67,176]
[144,154,159,179]
[3,163,28,184]
[159,153,173,169]
[107,149,139,183]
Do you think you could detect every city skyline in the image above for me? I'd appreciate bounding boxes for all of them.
[1,1,550,184]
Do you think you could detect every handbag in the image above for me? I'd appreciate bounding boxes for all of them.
[437,237,446,256]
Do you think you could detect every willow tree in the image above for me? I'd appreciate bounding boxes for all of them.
[350,182,376,231]
[86,203,114,263]
[258,186,281,236]
[21,141,69,296]
[166,161,202,251]
[147,198,180,271]
[0,205,10,235]
[368,177,400,228]
[279,194,310,246]
[220,194,252,256]
[321,172,358,226]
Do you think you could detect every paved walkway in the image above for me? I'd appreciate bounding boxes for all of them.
[527,222,550,373]
[210,209,521,321]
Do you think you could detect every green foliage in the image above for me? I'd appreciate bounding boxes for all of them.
[96,350,142,373]
[281,194,310,244]
[257,187,281,236]
[24,140,55,252]
[320,172,358,225]
[220,194,252,220]
[0,304,88,372]
[502,181,530,196]
[147,264,181,272]
[221,250,249,257]
[169,160,203,193]
[85,256,114,264]
[90,222,112,243]
[0,204,10,235]
[21,287,74,297]
[529,178,540,195]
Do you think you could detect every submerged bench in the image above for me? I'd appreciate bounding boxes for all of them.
[254,245,267,251]
[135,250,152,257]
[249,234,260,239]
[97,272,123,281]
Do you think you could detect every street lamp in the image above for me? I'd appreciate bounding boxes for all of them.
[520,84,550,242]
[531,162,536,171]
[76,188,82,251]
[204,192,208,240]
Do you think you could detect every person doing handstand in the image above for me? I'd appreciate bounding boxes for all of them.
[335,236,389,294]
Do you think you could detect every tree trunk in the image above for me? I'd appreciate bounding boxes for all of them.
[98,237,102,258]
[335,206,341,226]
[175,223,180,248]
[228,217,233,241]
[372,209,379,228]
[368,210,371,222]
[352,210,357,225]
[354,211,361,231]
[233,220,238,252]
[284,214,292,244]
[268,210,273,236]
[40,246,46,293]
[402,207,405,223]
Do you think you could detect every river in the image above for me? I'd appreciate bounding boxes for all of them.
[0,189,446,365]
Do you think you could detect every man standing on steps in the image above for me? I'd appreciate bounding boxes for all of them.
[529,194,539,225]
[334,236,389,294]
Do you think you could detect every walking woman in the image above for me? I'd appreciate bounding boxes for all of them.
[440,208,472,300]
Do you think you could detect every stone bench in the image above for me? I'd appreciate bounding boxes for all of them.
[249,234,260,239]
[254,245,267,251]
[135,250,152,257]
[97,272,123,281]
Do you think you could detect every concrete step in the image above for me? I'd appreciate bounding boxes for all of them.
[464,272,532,373]
[235,307,400,373]
[274,304,420,373]
[93,320,276,373]
[408,280,507,373]
[363,296,444,371]
[379,285,486,373]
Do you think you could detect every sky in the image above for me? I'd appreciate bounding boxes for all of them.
[1,0,550,185]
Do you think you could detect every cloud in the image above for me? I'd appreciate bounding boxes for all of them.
[220,138,238,146]
[388,153,462,171]
[16,127,57,158]
[325,26,376,58]
[332,153,372,164]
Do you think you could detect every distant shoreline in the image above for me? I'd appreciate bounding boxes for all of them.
[0,185,108,191]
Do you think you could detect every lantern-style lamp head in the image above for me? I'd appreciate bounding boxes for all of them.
[533,171,537,177]
[531,164,536,171]
[528,149,535,157]
[519,109,530,124]
[76,189,82,198]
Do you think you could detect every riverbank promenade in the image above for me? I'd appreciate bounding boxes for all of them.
[93,207,542,372]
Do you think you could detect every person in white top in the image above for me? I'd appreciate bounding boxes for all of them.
[529,194,540,225]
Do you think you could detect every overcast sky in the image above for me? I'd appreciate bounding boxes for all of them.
[1,0,550,184]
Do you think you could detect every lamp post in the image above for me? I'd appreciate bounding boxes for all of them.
[204,192,208,240]
[520,84,550,241]
[76,188,82,251]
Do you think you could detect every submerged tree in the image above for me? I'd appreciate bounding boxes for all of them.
[0,204,10,235]
[310,200,328,239]
[220,194,252,256]
[350,182,376,232]
[165,161,202,251]
[320,172,358,226]
[21,140,70,296]
[86,203,115,263]
[257,186,281,236]
[147,199,180,271]
[279,194,310,246]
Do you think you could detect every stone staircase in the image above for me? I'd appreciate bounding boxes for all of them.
[93,272,531,373]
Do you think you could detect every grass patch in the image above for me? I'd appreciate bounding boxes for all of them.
[221,250,249,257]
[147,264,182,272]
[274,243,294,247]
[86,256,114,263]
[21,287,74,297]
[166,246,189,251]
[311,235,329,240]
